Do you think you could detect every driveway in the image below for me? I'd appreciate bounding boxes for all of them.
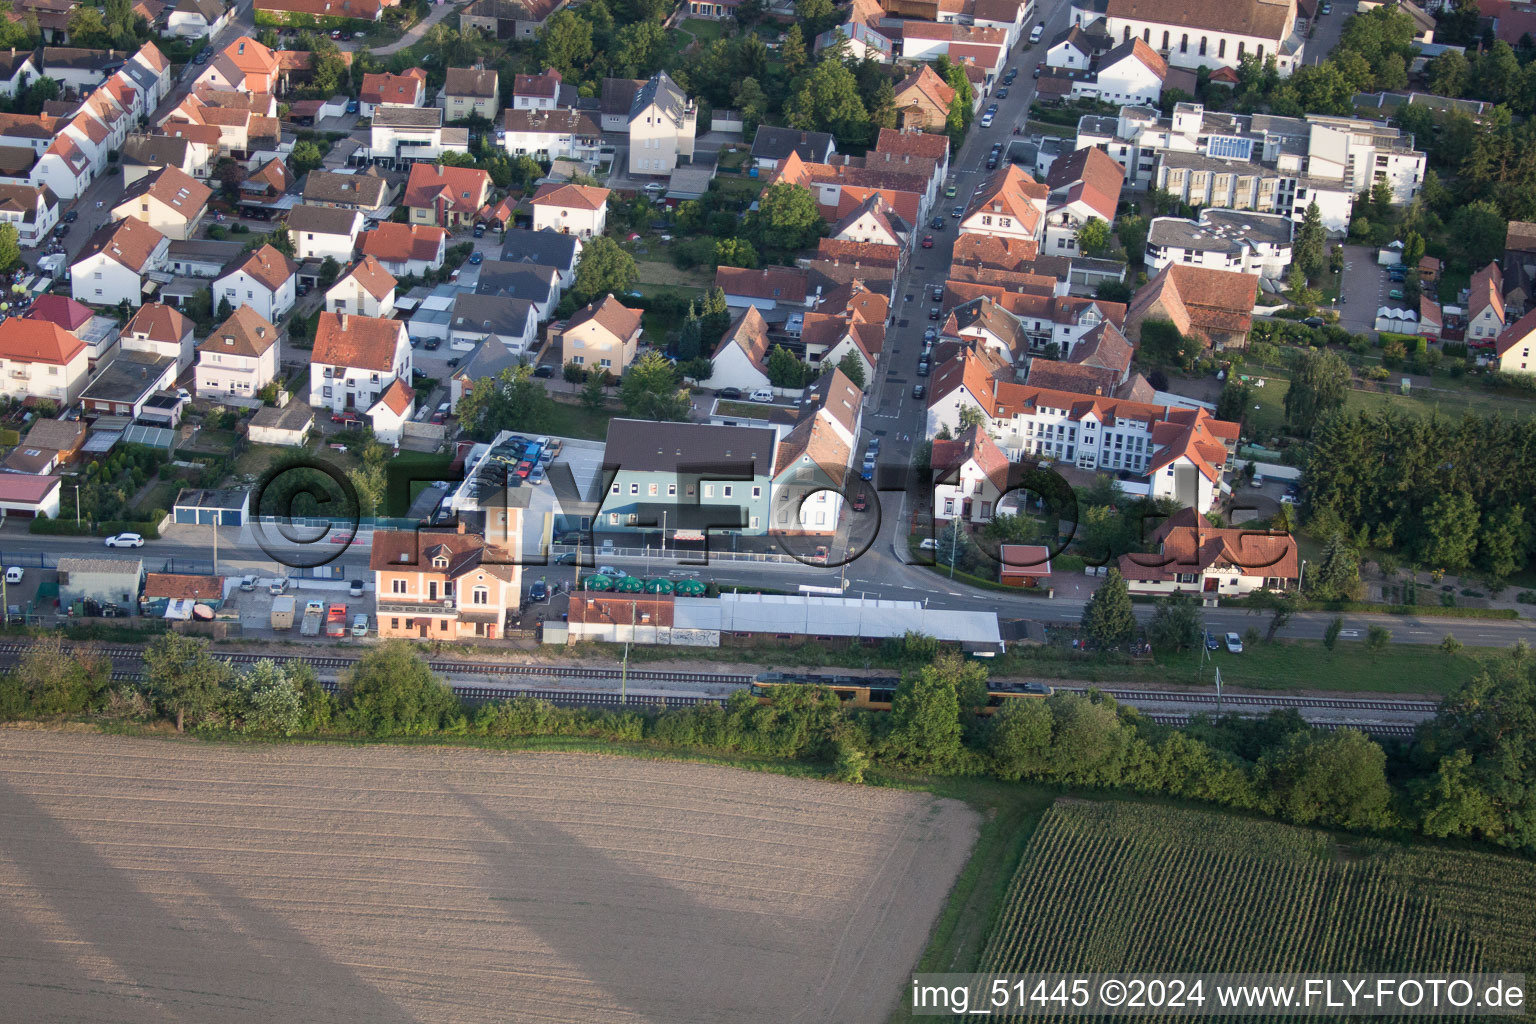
[1304,0,1354,65]
[1336,243,1390,334]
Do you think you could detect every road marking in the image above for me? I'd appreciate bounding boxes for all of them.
[1338,629,1361,637]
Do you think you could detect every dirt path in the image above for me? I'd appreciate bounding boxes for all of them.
[0,730,978,1024]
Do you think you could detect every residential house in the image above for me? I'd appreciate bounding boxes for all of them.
[39,47,121,94]
[829,193,909,249]
[369,104,468,167]
[238,157,291,212]
[932,424,1011,524]
[998,544,1053,588]
[448,293,537,354]
[0,317,89,404]
[1466,261,1506,346]
[359,69,426,119]
[193,36,280,93]
[874,127,951,194]
[902,23,1008,85]
[959,164,1048,243]
[459,0,567,40]
[120,133,196,186]
[599,419,777,539]
[403,161,491,230]
[370,526,519,641]
[70,217,168,307]
[79,350,178,419]
[358,222,447,277]
[165,238,243,278]
[750,126,835,172]
[1145,208,1294,278]
[168,0,230,37]
[443,67,500,122]
[1119,506,1299,595]
[0,183,59,248]
[1419,296,1443,341]
[813,0,893,61]
[770,368,863,536]
[119,302,194,375]
[1068,0,1304,73]
[308,311,412,418]
[194,304,280,400]
[288,203,363,262]
[498,227,581,292]
[214,244,298,323]
[26,294,118,370]
[1495,307,1536,376]
[475,260,560,318]
[302,168,392,214]
[702,305,773,393]
[22,417,88,465]
[109,165,211,241]
[367,378,414,445]
[1041,145,1122,254]
[510,67,564,111]
[143,573,225,614]
[326,256,397,318]
[715,265,810,312]
[1085,38,1168,106]
[248,401,314,445]
[499,108,603,162]
[625,71,696,177]
[0,48,37,100]
[926,347,1239,512]
[551,294,642,374]
[1126,262,1257,350]
[529,181,608,239]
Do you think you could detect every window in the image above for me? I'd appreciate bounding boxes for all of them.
[391,618,399,629]
[704,484,715,498]
[722,485,733,498]
[610,482,620,494]
[1162,30,1169,49]
[609,513,619,524]
[751,486,761,498]
[472,587,488,605]
[391,579,406,594]
[648,483,658,496]
[1218,38,1226,58]
[629,483,639,495]
[749,516,759,530]
[1181,32,1188,51]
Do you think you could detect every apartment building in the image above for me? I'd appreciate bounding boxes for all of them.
[1146,208,1294,278]
[370,526,519,640]
[308,312,412,417]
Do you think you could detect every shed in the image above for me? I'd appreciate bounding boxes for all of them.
[143,572,225,613]
[173,487,249,526]
[248,401,315,446]
[57,556,144,609]
[998,544,1052,588]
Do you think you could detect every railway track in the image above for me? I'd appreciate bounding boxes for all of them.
[1142,712,1418,740]
[5,641,1440,717]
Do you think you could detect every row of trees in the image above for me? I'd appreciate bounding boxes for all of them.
[15,637,1536,852]
[1302,409,1536,581]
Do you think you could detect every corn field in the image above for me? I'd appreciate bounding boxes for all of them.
[978,800,1536,1023]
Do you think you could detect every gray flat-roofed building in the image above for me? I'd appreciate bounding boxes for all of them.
[1146,208,1294,279]
[57,556,143,610]
[673,593,1005,652]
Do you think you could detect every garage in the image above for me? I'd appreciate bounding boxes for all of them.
[0,474,62,519]
[172,488,249,527]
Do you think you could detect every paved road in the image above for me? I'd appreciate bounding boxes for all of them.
[1305,0,1354,65]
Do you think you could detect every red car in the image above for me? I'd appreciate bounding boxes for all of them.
[852,492,868,511]
[515,460,534,478]
[921,235,934,248]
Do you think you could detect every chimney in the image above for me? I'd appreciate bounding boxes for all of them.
[457,521,467,534]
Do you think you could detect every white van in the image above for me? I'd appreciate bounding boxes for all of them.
[1029,23,1044,43]
[749,388,774,402]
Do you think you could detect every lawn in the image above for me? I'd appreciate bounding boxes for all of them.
[677,17,728,42]
[631,257,712,290]
[545,401,613,441]
[131,478,183,519]
[1145,638,1496,695]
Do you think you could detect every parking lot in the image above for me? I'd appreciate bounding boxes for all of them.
[224,575,372,639]
[1336,243,1396,334]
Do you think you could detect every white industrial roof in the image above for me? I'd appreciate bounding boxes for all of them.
[674,593,1003,646]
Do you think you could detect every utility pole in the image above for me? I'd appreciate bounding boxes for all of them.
[1215,666,1223,715]
[74,485,80,526]
[948,519,958,579]
[212,517,218,576]
[620,598,635,705]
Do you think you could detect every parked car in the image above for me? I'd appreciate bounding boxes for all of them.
[268,577,289,595]
[717,387,742,400]
[852,491,868,512]
[951,205,964,218]
[529,464,546,484]
[945,184,957,197]
[424,338,441,350]
[532,364,554,378]
[997,86,1009,99]
[924,326,938,342]
[468,252,483,265]
[1029,23,1044,42]
[917,358,930,376]
[1225,632,1244,653]
[1205,630,1220,651]
[980,113,994,127]
[1388,288,1404,300]
[912,383,926,399]
[351,614,369,636]
[515,459,533,478]
[554,552,578,565]
[1301,316,1325,328]
[345,98,359,113]
[921,235,934,248]
[63,210,77,223]
[239,575,257,592]
[932,284,944,301]
[595,565,622,577]
[529,579,549,602]
[749,388,774,402]
[104,532,143,548]
[929,306,941,319]
[473,224,486,238]
[349,579,364,597]
[4,566,21,584]
[931,215,945,230]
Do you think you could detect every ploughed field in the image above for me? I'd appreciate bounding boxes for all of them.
[981,800,1536,1023]
[0,731,977,1023]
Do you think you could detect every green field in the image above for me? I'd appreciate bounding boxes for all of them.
[968,800,1536,1020]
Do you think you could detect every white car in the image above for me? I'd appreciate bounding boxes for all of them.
[643,182,665,193]
[749,388,774,402]
[1029,23,1044,43]
[4,566,22,584]
[104,532,144,548]
[1225,632,1243,654]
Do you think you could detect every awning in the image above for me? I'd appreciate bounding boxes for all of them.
[671,529,705,542]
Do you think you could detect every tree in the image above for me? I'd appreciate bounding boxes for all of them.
[766,344,807,388]
[350,461,385,517]
[785,58,870,146]
[1426,49,1470,96]
[987,696,1054,780]
[613,19,666,77]
[780,23,807,75]
[289,139,325,177]
[1323,614,1343,650]
[620,351,690,420]
[1081,568,1136,649]
[143,633,231,731]
[1479,506,1530,582]
[1076,217,1112,258]
[539,9,594,78]
[675,304,703,361]
[714,237,758,269]
[1116,215,1149,266]
[581,370,609,410]
[0,223,19,274]
[1138,318,1190,366]
[12,637,111,714]
[794,0,837,32]
[751,182,825,256]
[1283,348,1350,438]
[1215,376,1253,423]
[1146,593,1203,652]
[1400,230,1426,271]
[455,365,557,441]
[1420,491,1479,571]
[1308,531,1362,602]
[1366,624,1392,652]
[1441,633,1464,655]
[1257,729,1393,829]
[563,360,587,384]
[569,236,638,307]
[1293,201,1327,282]
[341,642,460,736]
[836,351,866,389]
[887,655,965,771]
[1449,200,1508,270]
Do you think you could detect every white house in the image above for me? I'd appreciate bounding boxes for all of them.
[0,317,90,405]
[326,256,398,319]
[499,108,603,163]
[448,294,538,354]
[289,204,363,263]
[529,181,609,240]
[1496,308,1536,376]
[71,217,169,308]
[931,425,1012,525]
[194,304,281,401]
[625,71,697,177]
[1466,262,1505,345]
[357,223,447,278]
[214,244,298,323]
[959,165,1047,243]
[369,105,468,167]
[366,378,415,445]
[1085,39,1168,107]
[511,68,564,111]
[1118,508,1299,595]
[168,0,231,38]
[359,70,427,119]
[1145,209,1294,279]
[308,312,412,418]
[0,49,38,100]
[120,302,196,375]
[702,306,772,392]
[109,165,212,242]
[0,183,59,249]
[1042,145,1123,255]
[1071,0,1304,73]
[498,228,581,292]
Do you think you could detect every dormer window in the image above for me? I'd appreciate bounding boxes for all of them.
[432,555,449,568]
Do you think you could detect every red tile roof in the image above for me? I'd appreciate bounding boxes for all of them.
[0,317,86,365]
[26,294,93,332]
[359,222,448,263]
[313,312,404,372]
[404,163,492,218]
